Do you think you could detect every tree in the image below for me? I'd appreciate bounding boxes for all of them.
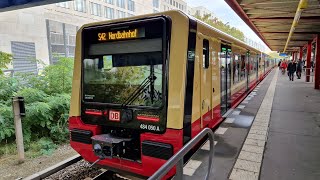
[0,51,12,75]
[193,13,245,41]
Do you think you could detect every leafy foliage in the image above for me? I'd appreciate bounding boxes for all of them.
[0,104,15,141]
[0,51,12,75]
[0,76,19,103]
[37,137,58,156]
[194,13,245,41]
[42,57,74,94]
[0,57,74,156]
[16,88,48,104]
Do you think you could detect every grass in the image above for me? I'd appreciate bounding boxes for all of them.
[0,138,58,159]
[0,142,17,157]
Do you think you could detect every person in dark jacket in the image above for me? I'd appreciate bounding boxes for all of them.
[278,60,282,68]
[287,60,296,81]
[296,59,302,79]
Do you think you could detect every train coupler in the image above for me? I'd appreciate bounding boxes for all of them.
[91,134,132,159]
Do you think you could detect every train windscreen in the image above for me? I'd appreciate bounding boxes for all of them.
[81,17,168,109]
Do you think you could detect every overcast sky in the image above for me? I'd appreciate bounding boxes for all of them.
[187,0,271,52]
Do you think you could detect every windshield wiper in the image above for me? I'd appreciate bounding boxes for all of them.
[121,66,156,108]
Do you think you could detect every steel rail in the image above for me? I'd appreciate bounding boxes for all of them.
[24,155,82,180]
[148,128,215,180]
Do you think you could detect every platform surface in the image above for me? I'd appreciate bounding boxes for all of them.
[182,69,320,180]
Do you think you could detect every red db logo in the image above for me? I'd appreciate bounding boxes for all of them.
[109,110,120,121]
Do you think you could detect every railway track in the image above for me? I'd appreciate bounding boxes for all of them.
[25,155,144,180]
[24,155,82,180]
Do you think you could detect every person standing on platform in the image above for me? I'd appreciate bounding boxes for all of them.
[280,60,287,74]
[296,59,302,79]
[293,60,297,75]
[311,61,314,72]
[278,59,282,69]
[287,60,296,81]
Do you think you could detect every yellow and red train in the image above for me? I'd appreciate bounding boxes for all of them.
[69,10,275,178]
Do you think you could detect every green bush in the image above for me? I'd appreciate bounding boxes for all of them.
[0,76,20,102]
[0,51,12,75]
[16,88,48,104]
[0,57,74,156]
[0,104,15,141]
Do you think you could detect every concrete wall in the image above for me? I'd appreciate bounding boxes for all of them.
[0,6,49,67]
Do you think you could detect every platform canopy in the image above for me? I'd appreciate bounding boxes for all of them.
[225,0,320,52]
[0,0,67,12]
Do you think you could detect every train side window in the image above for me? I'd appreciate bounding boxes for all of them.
[240,55,246,81]
[203,39,209,69]
[233,54,240,84]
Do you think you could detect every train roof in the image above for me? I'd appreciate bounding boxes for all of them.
[79,10,268,56]
[183,12,264,55]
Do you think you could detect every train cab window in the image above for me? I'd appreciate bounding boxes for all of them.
[203,39,209,69]
[81,17,168,108]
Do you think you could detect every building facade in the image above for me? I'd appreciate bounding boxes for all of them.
[0,0,211,75]
[187,6,216,18]
[160,0,187,12]
[0,0,155,74]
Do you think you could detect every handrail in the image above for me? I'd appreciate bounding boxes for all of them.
[148,128,215,180]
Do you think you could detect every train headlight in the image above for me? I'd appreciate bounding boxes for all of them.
[93,143,102,155]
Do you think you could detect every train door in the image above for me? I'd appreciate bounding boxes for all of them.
[263,54,266,74]
[246,51,250,91]
[200,39,212,128]
[256,55,259,80]
[220,44,232,115]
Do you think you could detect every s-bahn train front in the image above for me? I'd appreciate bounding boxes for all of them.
[69,11,190,178]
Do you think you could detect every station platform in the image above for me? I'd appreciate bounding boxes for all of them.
[182,68,320,180]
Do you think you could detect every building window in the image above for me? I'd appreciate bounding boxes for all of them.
[116,0,125,8]
[105,7,114,19]
[74,0,86,12]
[90,2,102,16]
[153,0,159,8]
[47,20,77,63]
[203,39,209,68]
[117,10,126,18]
[11,41,38,74]
[105,0,114,4]
[127,0,135,11]
[170,0,172,5]
[127,13,134,17]
[56,2,69,8]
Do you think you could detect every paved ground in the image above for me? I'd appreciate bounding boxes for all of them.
[0,144,77,180]
[181,69,276,180]
[183,69,320,180]
[229,69,278,180]
[260,71,320,180]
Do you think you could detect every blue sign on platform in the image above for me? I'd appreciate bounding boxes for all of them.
[279,53,287,57]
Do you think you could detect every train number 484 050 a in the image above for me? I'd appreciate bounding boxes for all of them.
[140,124,160,131]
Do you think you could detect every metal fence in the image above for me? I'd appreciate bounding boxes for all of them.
[303,68,315,82]
[244,37,266,52]
[148,128,215,180]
